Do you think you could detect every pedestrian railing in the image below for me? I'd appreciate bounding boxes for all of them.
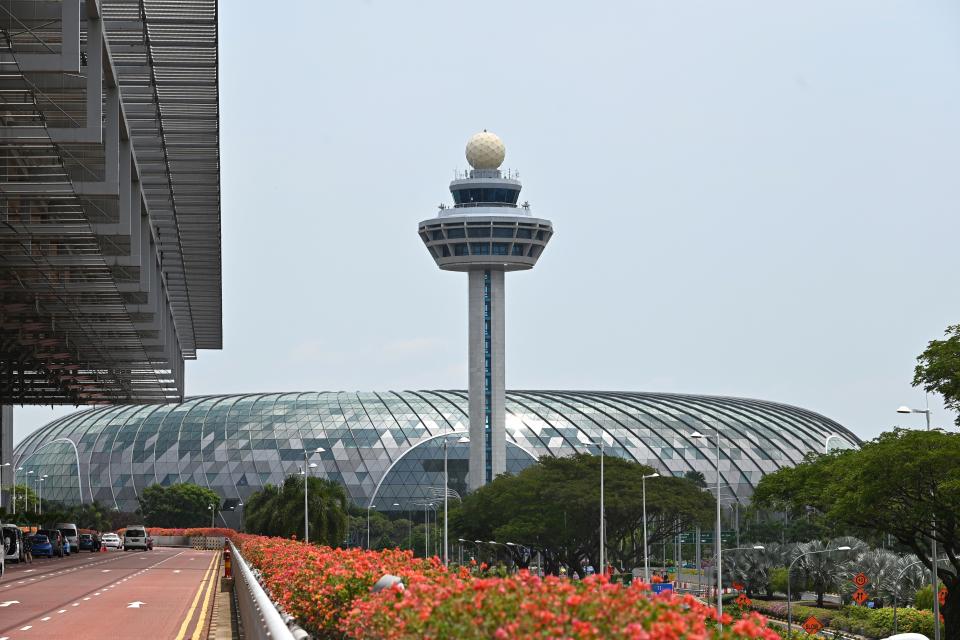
[230,540,309,640]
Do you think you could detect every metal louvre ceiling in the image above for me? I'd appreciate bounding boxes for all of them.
[0,0,221,404]
[103,0,221,354]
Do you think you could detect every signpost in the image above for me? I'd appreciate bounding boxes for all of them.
[803,616,824,635]
[852,572,870,606]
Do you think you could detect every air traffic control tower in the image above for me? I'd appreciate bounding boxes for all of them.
[419,132,554,491]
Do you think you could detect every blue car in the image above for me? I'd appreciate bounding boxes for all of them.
[30,535,54,558]
[78,534,96,552]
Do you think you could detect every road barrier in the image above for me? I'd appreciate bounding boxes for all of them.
[191,536,226,550]
[230,540,309,640]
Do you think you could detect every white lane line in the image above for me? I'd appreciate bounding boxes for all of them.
[41,616,50,621]
[71,603,79,607]
[82,597,90,601]
[57,610,66,613]
[19,626,32,630]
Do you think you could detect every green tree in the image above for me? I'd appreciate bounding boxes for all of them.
[752,429,960,640]
[452,454,713,577]
[914,324,960,428]
[138,482,223,527]
[244,475,348,546]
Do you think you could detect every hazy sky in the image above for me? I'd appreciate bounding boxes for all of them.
[15,0,960,443]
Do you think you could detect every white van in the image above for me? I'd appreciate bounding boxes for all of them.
[55,523,79,553]
[123,526,150,551]
[3,525,24,564]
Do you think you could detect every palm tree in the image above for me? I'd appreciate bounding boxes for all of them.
[243,475,349,545]
[795,537,867,606]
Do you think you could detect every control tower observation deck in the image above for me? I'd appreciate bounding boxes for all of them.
[418,131,554,491]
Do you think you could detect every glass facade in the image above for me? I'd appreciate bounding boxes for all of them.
[12,391,860,519]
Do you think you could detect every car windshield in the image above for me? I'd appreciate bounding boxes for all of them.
[126,530,145,538]
[80,535,92,540]
[33,535,48,543]
[59,529,74,537]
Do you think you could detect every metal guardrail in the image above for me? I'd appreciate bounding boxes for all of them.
[230,540,309,640]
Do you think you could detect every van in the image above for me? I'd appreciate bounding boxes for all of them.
[55,523,79,553]
[2,525,25,564]
[123,526,150,551]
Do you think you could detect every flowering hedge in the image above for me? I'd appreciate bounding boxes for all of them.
[232,534,781,640]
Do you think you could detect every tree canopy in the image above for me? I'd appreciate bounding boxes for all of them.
[914,324,960,428]
[451,454,713,577]
[244,474,348,546]
[751,429,960,640]
[138,482,223,528]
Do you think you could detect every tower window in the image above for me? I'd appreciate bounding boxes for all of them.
[536,230,546,240]
[470,243,490,255]
[516,228,533,239]
[431,230,444,240]
[454,244,469,256]
[467,227,490,238]
[447,228,465,239]
[492,243,509,255]
[492,227,514,238]
[441,245,451,257]
[511,244,525,256]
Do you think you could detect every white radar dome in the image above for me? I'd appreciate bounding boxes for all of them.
[465,130,506,170]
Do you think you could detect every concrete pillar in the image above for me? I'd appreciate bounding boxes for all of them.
[467,270,506,492]
[1,406,11,510]
[489,270,506,480]
[467,271,486,492]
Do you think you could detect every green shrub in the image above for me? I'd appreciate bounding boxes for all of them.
[830,606,934,639]
[915,584,935,611]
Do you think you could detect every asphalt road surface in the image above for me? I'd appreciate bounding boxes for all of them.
[0,547,219,640]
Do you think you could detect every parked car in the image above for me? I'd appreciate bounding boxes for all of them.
[36,529,65,557]
[30,534,54,558]
[55,523,79,553]
[123,526,150,551]
[3,525,25,564]
[78,533,97,552]
[101,532,121,549]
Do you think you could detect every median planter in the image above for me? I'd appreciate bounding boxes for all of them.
[231,534,783,640]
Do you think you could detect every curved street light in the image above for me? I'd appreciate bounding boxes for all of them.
[897,403,941,640]
[641,472,660,583]
[787,546,852,636]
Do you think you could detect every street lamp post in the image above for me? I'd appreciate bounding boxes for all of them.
[302,447,324,544]
[692,430,723,621]
[581,436,606,575]
[897,404,941,640]
[37,476,46,515]
[824,434,844,454]
[367,504,377,549]
[641,472,660,583]
[442,435,470,567]
[894,556,946,634]
[26,470,34,513]
[787,546,852,636]
[208,504,215,527]
[13,466,23,514]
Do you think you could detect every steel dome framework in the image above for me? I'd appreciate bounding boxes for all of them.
[11,390,860,522]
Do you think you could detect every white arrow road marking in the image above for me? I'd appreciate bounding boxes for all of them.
[0,601,20,607]
[173,570,181,573]
[101,569,111,573]
[127,601,146,609]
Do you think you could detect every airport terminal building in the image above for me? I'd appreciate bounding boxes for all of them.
[12,390,859,527]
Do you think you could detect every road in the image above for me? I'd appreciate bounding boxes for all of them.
[0,547,220,640]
